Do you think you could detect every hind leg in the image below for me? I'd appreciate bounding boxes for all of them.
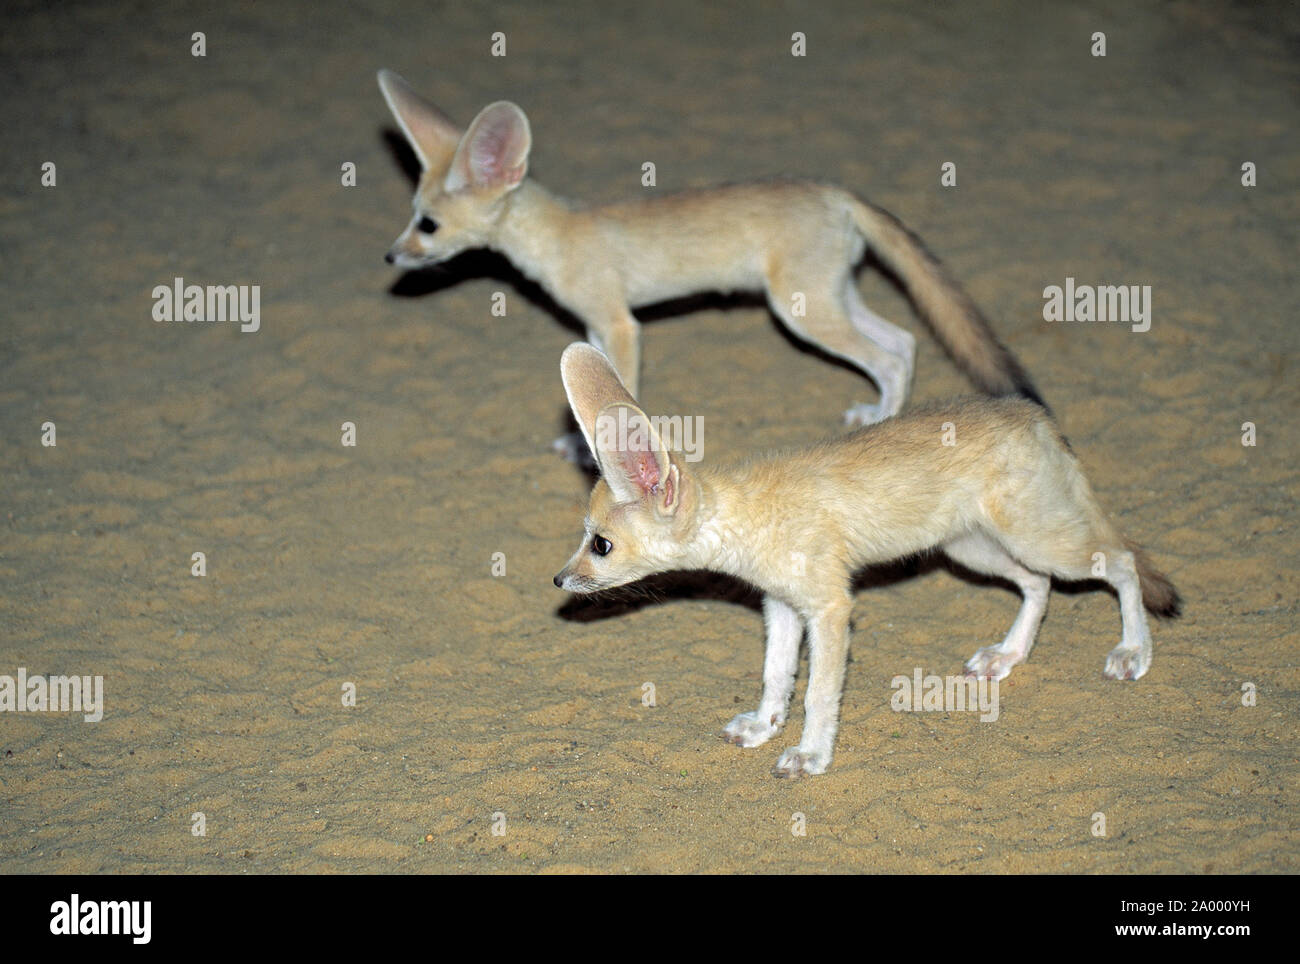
[995,523,1153,680]
[976,430,1157,680]
[1098,551,1153,679]
[765,271,913,426]
[944,531,1051,681]
[838,284,916,424]
[844,282,917,372]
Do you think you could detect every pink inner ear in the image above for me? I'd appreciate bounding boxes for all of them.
[471,131,507,181]
[617,446,662,496]
[470,118,522,185]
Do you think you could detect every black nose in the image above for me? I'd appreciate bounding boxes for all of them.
[553,574,563,588]
[384,252,394,264]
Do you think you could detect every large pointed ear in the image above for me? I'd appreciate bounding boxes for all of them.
[592,403,681,513]
[561,343,638,456]
[443,101,531,194]
[377,69,462,173]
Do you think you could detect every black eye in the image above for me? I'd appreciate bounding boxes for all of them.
[591,535,612,557]
[416,216,438,235]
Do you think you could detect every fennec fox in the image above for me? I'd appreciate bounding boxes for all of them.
[552,344,1178,777]
[378,70,1044,444]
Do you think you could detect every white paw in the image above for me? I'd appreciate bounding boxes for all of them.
[1103,644,1150,680]
[843,402,886,427]
[773,746,830,778]
[724,710,782,748]
[964,646,1024,681]
[552,431,595,467]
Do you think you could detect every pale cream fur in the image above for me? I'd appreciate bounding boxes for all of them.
[553,344,1178,778]
[378,70,1043,452]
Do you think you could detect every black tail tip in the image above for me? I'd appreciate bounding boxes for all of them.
[1154,589,1183,620]
[1012,374,1050,414]
[1143,577,1182,619]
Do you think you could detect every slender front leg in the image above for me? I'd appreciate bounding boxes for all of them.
[590,311,641,399]
[554,312,642,464]
[774,593,852,777]
[724,597,802,748]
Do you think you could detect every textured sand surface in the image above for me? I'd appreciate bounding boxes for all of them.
[1,0,1296,873]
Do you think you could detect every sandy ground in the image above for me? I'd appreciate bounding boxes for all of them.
[1,0,1296,873]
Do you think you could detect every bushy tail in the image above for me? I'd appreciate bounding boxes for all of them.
[1126,538,1181,617]
[850,198,1048,413]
